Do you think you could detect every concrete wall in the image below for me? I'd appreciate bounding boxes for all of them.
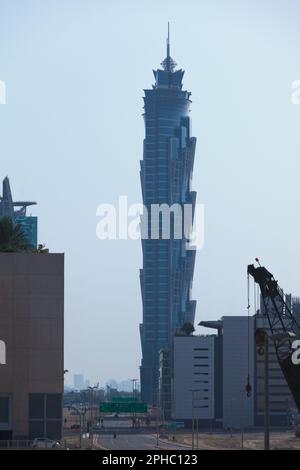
[0,253,64,439]
[222,316,255,429]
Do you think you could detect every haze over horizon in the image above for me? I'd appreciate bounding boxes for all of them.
[0,0,300,387]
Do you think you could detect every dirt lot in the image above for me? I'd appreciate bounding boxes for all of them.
[175,431,300,450]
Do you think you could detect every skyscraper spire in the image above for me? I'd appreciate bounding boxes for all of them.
[161,22,177,72]
[166,21,170,59]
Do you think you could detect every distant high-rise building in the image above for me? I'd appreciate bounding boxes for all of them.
[73,374,85,390]
[0,176,37,247]
[139,27,197,405]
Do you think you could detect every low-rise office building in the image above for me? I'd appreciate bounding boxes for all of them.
[172,335,222,427]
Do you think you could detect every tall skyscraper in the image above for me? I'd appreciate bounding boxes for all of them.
[139,27,197,405]
[0,176,37,248]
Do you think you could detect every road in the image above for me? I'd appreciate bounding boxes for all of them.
[97,434,192,451]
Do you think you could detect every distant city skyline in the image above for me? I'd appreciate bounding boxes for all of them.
[70,375,140,393]
[0,0,300,386]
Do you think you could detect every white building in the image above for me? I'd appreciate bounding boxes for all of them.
[222,316,255,429]
[172,335,216,425]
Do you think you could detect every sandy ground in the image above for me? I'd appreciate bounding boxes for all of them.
[175,431,300,450]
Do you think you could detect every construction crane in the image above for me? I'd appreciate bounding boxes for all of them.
[247,259,300,411]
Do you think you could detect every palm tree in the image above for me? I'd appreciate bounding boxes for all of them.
[0,217,32,252]
[36,244,49,253]
[180,322,195,336]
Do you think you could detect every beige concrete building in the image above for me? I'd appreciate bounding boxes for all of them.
[0,253,64,440]
[255,314,294,426]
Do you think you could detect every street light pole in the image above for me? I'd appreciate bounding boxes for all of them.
[69,405,87,449]
[230,397,235,438]
[241,390,244,450]
[196,413,199,450]
[131,378,137,399]
[79,413,83,449]
[62,369,69,441]
[88,384,99,449]
[156,414,159,447]
[192,392,195,450]
[264,336,270,451]
[131,379,138,428]
[189,389,200,451]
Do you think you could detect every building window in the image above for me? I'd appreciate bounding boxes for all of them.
[0,396,10,426]
[46,394,62,420]
[29,394,44,420]
[29,394,62,440]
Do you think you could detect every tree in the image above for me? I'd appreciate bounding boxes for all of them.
[180,322,195,336]
[0,217,32,252]
[36,244,49,253]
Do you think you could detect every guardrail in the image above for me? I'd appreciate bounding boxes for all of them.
[93,426,159,435]
[0,440,66,450]
[0,440,33,449]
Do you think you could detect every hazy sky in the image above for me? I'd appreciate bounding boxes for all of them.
[0,0,300,387]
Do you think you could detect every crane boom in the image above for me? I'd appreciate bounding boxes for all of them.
[248,263,300,410]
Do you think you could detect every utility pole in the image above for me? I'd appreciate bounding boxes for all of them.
[264,336,270,450]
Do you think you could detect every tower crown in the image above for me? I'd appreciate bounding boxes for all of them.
[160,22,177,72]
[153,23,184,89]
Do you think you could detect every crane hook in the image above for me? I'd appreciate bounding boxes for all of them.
[245,375,252,397]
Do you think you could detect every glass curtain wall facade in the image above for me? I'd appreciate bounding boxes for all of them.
[0,176,37,248]
[139,33,197,405]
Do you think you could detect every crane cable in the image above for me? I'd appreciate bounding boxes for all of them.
[245,271,252,397]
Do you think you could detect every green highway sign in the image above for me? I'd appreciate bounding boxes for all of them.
[100,402,148,413]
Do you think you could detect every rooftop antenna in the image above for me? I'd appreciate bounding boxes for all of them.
[167,21,170,58]
[161,22,177,72]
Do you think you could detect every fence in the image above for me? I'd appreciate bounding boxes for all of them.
[0,440,66,449]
